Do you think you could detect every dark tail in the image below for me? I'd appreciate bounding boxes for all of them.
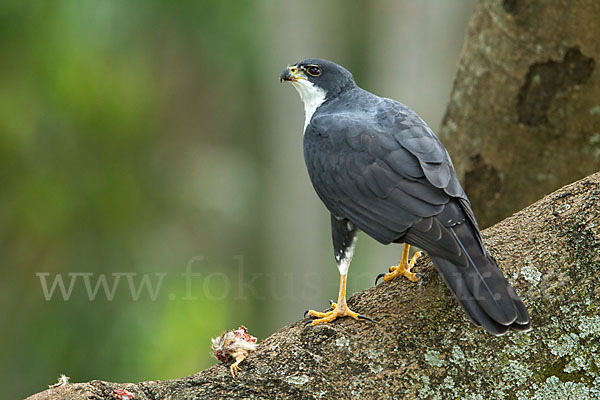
[429,254,530,335]
[407,201,531,335]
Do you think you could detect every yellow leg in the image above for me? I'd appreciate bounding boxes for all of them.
[230,353,246,378]
[383,244,423,282]
[305,273,370,325]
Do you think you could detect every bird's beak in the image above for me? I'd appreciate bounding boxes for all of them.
[280,65,304,83]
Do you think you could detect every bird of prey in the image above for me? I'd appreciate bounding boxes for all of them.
[280,58,530,335]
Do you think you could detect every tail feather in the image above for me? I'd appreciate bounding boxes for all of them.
[447,225,519,326]
[429,253,529,334]
[405,201,531,335]
[429,255,510,335]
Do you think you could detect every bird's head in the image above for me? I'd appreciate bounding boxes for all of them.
[280,58,355,104]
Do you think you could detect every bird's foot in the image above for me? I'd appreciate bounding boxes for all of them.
[304,302,372,326]
[230,355,245,378]
[230,363,240,378]
[376,251,423,284]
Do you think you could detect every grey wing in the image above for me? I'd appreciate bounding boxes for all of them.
[303,105,465,246]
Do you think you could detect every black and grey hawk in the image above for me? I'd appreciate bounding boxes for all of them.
[281,58,530,335]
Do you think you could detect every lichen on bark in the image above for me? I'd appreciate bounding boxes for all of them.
[26,172,600,399]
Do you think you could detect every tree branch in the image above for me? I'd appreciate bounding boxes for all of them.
[27,171,600,399]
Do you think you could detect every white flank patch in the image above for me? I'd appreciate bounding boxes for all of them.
[291,79,326,131]
[337,235,358,275]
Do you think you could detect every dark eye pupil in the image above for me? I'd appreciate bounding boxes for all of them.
[309,67,319,75]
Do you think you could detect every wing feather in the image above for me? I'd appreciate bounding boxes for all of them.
[305,105,462,244]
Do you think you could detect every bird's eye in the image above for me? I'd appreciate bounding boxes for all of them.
[306,66,321,76]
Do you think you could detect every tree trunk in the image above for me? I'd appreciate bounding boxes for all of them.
[26,171,600,399]
[439,0,600,228]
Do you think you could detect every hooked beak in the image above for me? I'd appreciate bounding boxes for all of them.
[280,65,303,83]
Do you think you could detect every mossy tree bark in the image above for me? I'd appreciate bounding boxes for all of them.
[439,0,600,228]
[27,172,600,399]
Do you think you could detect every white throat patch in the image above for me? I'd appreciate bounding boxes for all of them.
[291,79,326,131]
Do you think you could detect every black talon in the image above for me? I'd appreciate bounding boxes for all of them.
[304,310,310,319]
[375,273,386,285]
[304,319,314,326]
[329,299,335,306]
[357,314,374,322]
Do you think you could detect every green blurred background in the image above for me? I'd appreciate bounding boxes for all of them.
[0,1,475,398]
